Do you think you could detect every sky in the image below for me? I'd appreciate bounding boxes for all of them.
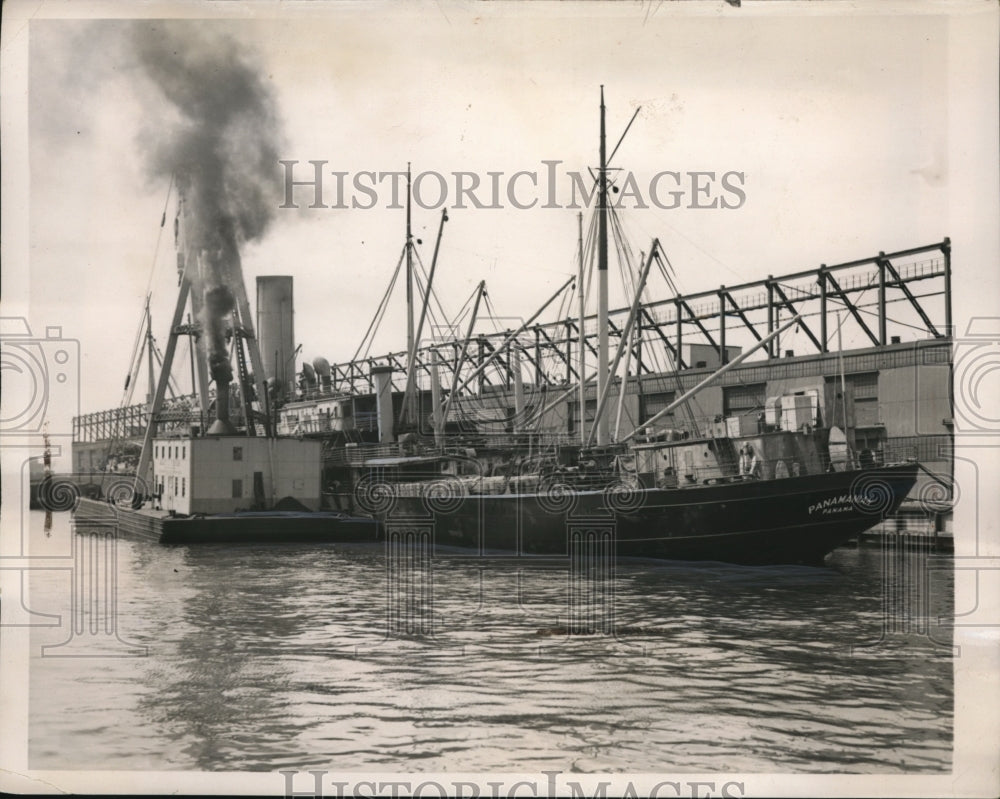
[3,0,999,460]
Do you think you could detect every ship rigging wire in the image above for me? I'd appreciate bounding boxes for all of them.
[352,245,405,363]
[449,282,483,331]
[412,248,452,327]
[120,297,150,405]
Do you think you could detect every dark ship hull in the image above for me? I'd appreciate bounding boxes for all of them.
[373,462,921,566]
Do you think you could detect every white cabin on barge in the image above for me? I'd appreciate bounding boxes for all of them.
[152,436,322,515]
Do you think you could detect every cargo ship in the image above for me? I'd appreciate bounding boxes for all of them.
[72,89,939,560]
[343,369,920,565]
[302,89,925,565]
[366,459,920,566]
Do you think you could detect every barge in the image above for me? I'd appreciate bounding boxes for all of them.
[73,496,380,545]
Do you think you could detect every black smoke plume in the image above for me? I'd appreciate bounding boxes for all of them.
[204,286,236,383]
[131,22,283,386]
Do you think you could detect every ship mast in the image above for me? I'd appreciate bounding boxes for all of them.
[577,211,586,445]
[405,163,417,426]
[595,86,610,445]
[400,207,448,425]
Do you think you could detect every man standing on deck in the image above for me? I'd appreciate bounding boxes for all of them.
[739,445,751,476]
[746,444,762,479]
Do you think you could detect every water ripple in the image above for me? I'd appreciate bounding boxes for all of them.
[29,513,953,773]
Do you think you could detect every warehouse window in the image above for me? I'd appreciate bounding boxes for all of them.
[232,479,243,498]
[640,391,676,426]
[233,446,243,461]
[851,372,880,428]
[723,383,766,417]
[852,372,879,400]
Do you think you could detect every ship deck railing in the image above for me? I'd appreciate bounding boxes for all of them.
[325,433,583,466]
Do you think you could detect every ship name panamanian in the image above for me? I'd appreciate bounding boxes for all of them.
[808,493,868,515]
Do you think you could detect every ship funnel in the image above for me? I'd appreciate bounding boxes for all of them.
[371,365,395,443]
[207,380,238,436]
[256,276,295,402]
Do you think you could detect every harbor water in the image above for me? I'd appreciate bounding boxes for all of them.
[26,510,953,774]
